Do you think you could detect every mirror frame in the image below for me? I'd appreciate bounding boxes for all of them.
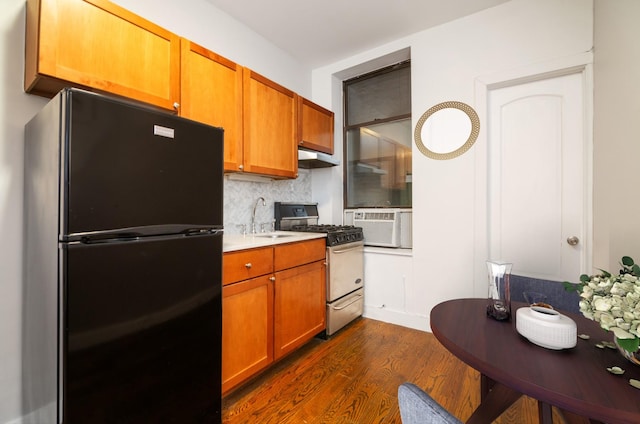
[414,101,480,160]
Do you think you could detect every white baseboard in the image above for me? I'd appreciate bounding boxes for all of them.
[6,402,56,424]
[363,305,430,332]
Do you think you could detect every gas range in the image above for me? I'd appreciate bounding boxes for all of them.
[275,202,364,247]
[274,202,364,336]
[291,224,364,247]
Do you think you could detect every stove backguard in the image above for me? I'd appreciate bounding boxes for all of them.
[275,202,319,230]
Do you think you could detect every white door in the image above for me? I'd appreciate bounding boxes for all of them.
[487,72,586,282]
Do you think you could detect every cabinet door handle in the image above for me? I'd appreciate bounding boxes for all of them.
[245,263,252,269]
[173,102,180,110]
[269,276,275,282]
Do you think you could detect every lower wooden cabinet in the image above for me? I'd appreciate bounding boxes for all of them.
[274,260,326,360]
[222,276,274,394]
[222,238,326,394]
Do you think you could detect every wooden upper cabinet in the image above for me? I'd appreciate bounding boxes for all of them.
[24,0,180,111]
[180,39,243,171]
[242,69,298,179]
[298,97,334,154]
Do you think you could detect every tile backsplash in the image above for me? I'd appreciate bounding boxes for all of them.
[223,169,312,234]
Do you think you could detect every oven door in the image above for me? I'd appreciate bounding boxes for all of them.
[326,240,364,301]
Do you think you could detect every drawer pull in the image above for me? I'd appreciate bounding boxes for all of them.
[245,263,252,269]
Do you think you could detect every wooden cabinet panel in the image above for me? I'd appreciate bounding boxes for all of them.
[274,260,326,360]
[242,69,298,178]
[25,0,180,111]
[298,97,334,154]
[393,145,412,189]
[180,39,244,171]
[274,238,326,271]
[222,276,274,394]
[223,247,273,286]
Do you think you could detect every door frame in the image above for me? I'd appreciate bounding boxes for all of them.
[472,52,594,297]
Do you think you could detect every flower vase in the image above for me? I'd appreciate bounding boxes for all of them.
[614,338,640,366]
[486,260,512,321]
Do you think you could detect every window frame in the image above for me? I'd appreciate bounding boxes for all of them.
[342,60,412,209]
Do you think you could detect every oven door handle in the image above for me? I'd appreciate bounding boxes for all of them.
[332,293,363,310]
[331,245,363,254]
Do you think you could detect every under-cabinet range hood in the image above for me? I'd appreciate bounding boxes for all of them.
[298,149,339,168]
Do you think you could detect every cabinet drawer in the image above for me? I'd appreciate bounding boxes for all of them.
[223,247,273,286]
[274,238,326,271]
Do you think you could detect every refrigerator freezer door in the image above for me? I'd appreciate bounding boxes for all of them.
[62,233,222,423]
[63,89,223,238]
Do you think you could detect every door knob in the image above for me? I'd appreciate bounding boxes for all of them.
[567,236,579,246]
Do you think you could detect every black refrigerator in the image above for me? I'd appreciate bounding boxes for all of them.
[23,88,223,423]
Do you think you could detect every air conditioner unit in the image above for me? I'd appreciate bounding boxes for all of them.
[344,209,412,248]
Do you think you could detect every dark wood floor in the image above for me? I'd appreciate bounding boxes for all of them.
[222,318,565,423]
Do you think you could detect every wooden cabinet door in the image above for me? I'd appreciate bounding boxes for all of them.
[298,97,334,154]
[222,276,274,394]
[180,39,244,172]
[25,0,180,111]
[274,260,326,360]
[242,69,298,178]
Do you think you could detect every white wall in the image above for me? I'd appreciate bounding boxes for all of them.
[312,0,593,330]
[1,3,48,422]
[593,0,640,271]
[0,0,309,422]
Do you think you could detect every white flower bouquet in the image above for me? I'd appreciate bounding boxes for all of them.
[565,256,640,353]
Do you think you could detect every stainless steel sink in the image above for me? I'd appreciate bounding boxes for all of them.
[254,233,293,239]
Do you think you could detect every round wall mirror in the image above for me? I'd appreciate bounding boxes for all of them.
[414,101,480,160]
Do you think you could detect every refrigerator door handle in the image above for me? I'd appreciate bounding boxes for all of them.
[71,228,224,245]
[65,225,223,243]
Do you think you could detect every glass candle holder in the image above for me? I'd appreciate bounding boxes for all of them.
[486,260,513,321]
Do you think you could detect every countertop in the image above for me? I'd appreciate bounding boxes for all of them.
[223,231,326,253]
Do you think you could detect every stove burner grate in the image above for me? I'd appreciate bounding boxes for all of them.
[291,224,364,246]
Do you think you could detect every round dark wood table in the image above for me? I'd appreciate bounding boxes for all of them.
[430,298,640,424]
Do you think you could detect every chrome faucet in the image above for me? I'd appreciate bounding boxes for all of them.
[251,197,266,234]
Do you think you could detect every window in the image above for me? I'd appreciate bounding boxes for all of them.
[343,61,412,208]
